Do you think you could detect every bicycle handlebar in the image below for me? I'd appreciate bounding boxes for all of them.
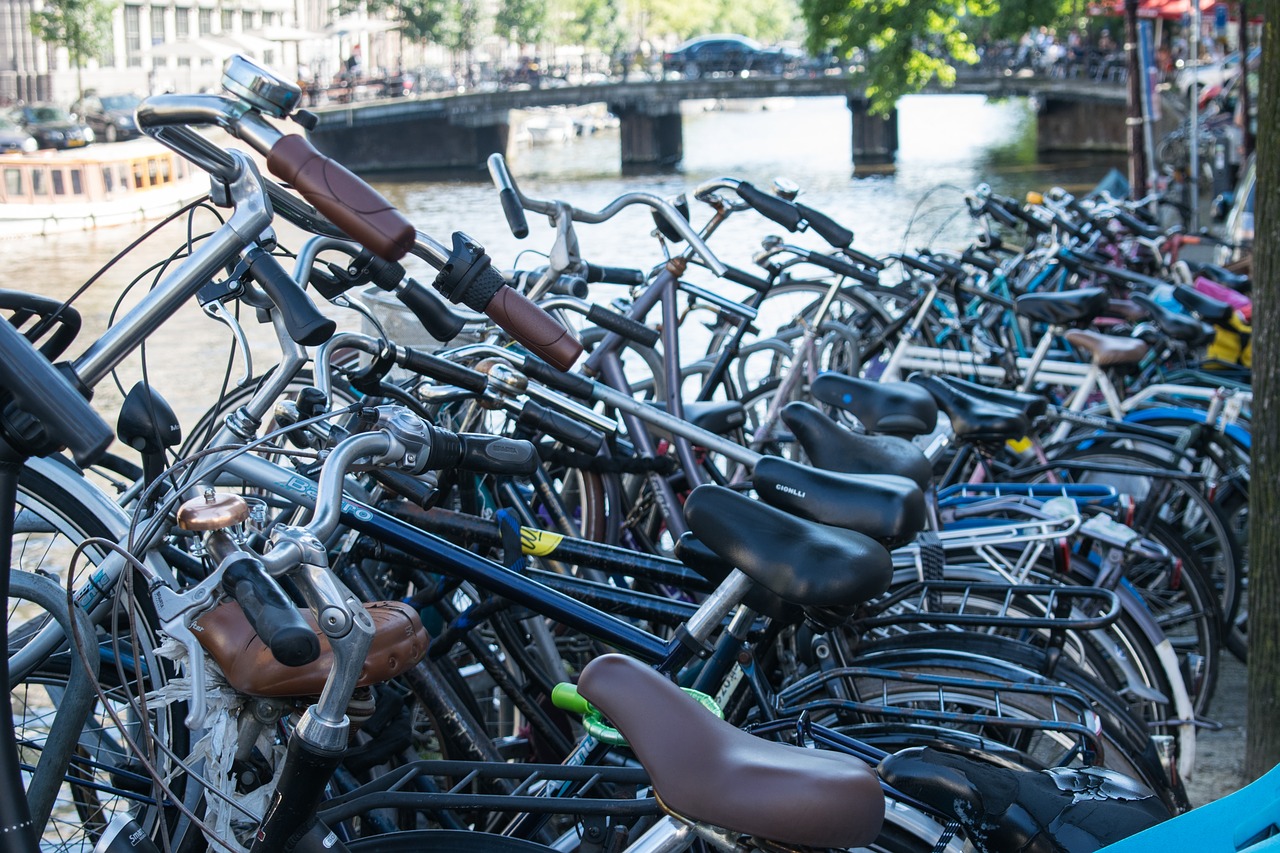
[0,321,112,466]
[138,86,580,371]
[486,153,727,278]
[220,553,321,666]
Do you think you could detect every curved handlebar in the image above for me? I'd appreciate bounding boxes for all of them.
[486,154,727,278]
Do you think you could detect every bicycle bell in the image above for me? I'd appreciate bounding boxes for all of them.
[177,487,250,534]
[222,54,301,118]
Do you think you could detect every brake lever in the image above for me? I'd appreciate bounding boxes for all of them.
[203,300,254,386]
[153,567,229,729]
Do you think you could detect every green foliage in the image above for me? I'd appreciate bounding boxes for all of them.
[29,0,116,74]
[357,0,450,43]
[557,0,626,52]
[496,0,547,46]
[798,0,1071,113]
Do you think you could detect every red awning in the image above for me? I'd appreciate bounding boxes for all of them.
[1088,0,1219,19]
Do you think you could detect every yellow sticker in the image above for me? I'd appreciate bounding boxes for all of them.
[520,527,564,556]
[1007,436,1033,454]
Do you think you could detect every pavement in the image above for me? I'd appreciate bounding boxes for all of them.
[1185,653,1248,806]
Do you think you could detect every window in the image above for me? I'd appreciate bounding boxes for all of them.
[199,8,212,35]
[52,170,65,195]
[221,9,234,31]
[262,10,278,26]
[4,168,22,197]
[241,10,256,29]
[32,169,47,196]
[125,6,142,67]
[70,169,83,194]
[150,5,166,45]
[175,7,190,64]
[102,165,115,192]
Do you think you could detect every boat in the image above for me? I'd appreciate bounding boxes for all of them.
[0,138,209,236]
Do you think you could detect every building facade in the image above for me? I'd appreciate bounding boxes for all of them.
[1,0,335,104]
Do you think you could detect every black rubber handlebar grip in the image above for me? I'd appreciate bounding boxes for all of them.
[586,304,661,348]
[220,556,320,667]
[243,247,336,347]
[723,265,772,293]
[499,188,530,239]
[457,434,539,476]
[518,400,605,455]
[521,356,597,401]
[584,263,645,285]
[795,202,853,248]
[840,246,886,271]
[397,347,489,394]
[0,321,112,466]
[897,254,946,278]
[806,252,879,286]
[266,135,416,263]
[735,182,802,232]
[396,278,466,343]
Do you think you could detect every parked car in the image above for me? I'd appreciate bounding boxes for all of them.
[663,34,800,78]
[1174,46,1261,96]
[0,115,38,153]
[70,93,142,143]
[9,104,94,149]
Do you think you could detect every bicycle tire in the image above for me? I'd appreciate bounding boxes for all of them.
[10,461,184,852]
[1031,444,1243,651]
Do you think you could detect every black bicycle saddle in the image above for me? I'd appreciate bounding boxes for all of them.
[879,746,1170,853]
[780,401,934,491]
[809,373,939,436]
[1014,288,1110,326]
[683,484,893,608]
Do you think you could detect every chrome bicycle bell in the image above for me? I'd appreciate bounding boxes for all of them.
[222,54,301,118]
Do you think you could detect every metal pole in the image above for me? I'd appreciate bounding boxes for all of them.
[1189,0,1202,230]
[1239,0,1253,157]
[1124,0,1148,199]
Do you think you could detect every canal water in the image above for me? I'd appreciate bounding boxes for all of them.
[6,93,1124,428]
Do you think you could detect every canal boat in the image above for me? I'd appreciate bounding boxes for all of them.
[0,138,208,237]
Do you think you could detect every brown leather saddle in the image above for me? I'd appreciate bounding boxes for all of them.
[193,599,428,697]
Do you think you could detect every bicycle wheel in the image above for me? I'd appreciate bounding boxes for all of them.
[10,461,183,852]
[1033,445,1243,653]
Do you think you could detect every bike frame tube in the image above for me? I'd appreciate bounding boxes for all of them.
[222,452,673,663]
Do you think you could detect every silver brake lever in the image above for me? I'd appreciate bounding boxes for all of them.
[203,300,253,386]
[153,567,227,729]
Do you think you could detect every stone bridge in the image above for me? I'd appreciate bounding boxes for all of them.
[307,71,1132,173]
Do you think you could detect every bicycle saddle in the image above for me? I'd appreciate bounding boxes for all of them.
[1172,284,1233,326]
[194,599,428,698]
[577,654,885,848]
[810,373,938,437]
[1131,293,1216,346]
[752,456,926,547]
[648,400,747,436]
[1014,288,1110,326]
[909,374,1030,443]
[933,376,1049,420]
[1065,330,1150,366]
[684,484,893,608]
[780,401,934,490]
[1187,261,1250,293]
[879,746,1169,853]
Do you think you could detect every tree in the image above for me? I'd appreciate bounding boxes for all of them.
[797,0,1071,113]
[496,0,547,48]
[1245,1,1277,782]
[28,0,116,102]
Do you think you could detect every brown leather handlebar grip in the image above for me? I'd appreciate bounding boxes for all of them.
[486,285,583,372]
[267,135,416,262]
